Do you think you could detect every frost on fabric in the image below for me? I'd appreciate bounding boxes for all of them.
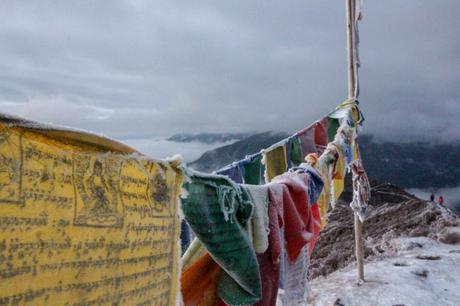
[0,111,140,154]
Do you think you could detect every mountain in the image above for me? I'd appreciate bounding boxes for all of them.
[359,135,460,189]
[190,133,460,189]
[189,131,289,172]
[167,132,254,144]
[189,133,460,206]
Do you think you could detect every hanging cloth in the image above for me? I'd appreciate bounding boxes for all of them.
[243,154,264,185]
[309,202,321,254]
[350,157,370,222]
[329,99,365,126]
[290,165,324,205]
[181,173,262,305]
[353,141,359,161]
[327,117,340,142]
[280,244,311,306]
[287,136,304,168]
[314,118,329,153]
[181,253,221,306]
[216,163,244,183]
[253,182,284,306]
[288,165,324,254]
[242,184,270,253]
[333,145,346,202]
[306,153,331,228]
[263,144,288,182]
[271,172,313,262]
[296,125,317,156]
[180,220,192,255]
[182,238,207,271]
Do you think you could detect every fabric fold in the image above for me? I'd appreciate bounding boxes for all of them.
[332,144,346,202]
[280,244,310,306]
[314,118,329,153]
[243,154,264,185]
[181,253,221,306]
[309,202,321,254]
[254,183,284,306]
[327,117,340,142]
[263,144,288,182]
[309,153,332,228]
[288,165,324,254]
[182,238,207,271]
[242,184,270,254]
[272,172,313,262]
[216,163,245,184]
[287,137,304,168]
[181,173,262,305]
[297,125,316,156]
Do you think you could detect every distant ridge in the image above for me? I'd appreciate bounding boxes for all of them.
[189,132,460,212]
[190,133,460,189]
[189,131,289,172]
[167,132,254,144]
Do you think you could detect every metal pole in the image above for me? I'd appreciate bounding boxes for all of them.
[346,0,364,282]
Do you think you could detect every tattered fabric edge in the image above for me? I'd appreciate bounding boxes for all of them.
[0,112,140,154]
[172,165,185,306]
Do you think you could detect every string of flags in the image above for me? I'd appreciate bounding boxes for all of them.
[179,99,371,305]
[0,98,370,306]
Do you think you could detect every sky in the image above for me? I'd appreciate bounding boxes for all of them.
[0,0,459,142]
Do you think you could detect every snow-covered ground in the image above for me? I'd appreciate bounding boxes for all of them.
[307,234,460,306]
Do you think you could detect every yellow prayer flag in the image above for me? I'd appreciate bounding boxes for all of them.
[332,145,346,201]
[263,144,288,182]
[0,116,182,306]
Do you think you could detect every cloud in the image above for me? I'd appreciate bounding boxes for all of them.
[123,137,238,162]
[0,0,458,142]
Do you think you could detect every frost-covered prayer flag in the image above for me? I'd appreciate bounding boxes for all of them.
[181,172,262,305]
[0,114,183,306]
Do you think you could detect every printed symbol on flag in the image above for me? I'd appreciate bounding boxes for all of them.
[0,129,23,205]
[73,155,124,228]
[147,171,172,215]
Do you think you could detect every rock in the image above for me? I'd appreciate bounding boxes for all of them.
[409,228,429,237]
[393,262,409,267]
[416,255,441,260]
[411,269,428,278]
[406,241,424,250]
[439,231,460,244]
[422,210,437,224]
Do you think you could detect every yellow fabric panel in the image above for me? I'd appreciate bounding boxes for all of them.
[335,99,361,124]
[181,238,207,271]
[332,146,345,201]
[0,113,139,154]
[317,191,329,229]
[264,144,288,182]
[0,123,182,306]
[315,163,330,229]
[352,142,359,161]
[309,155,330,229]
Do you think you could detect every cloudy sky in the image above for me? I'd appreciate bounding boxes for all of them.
[0,0,459,142]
